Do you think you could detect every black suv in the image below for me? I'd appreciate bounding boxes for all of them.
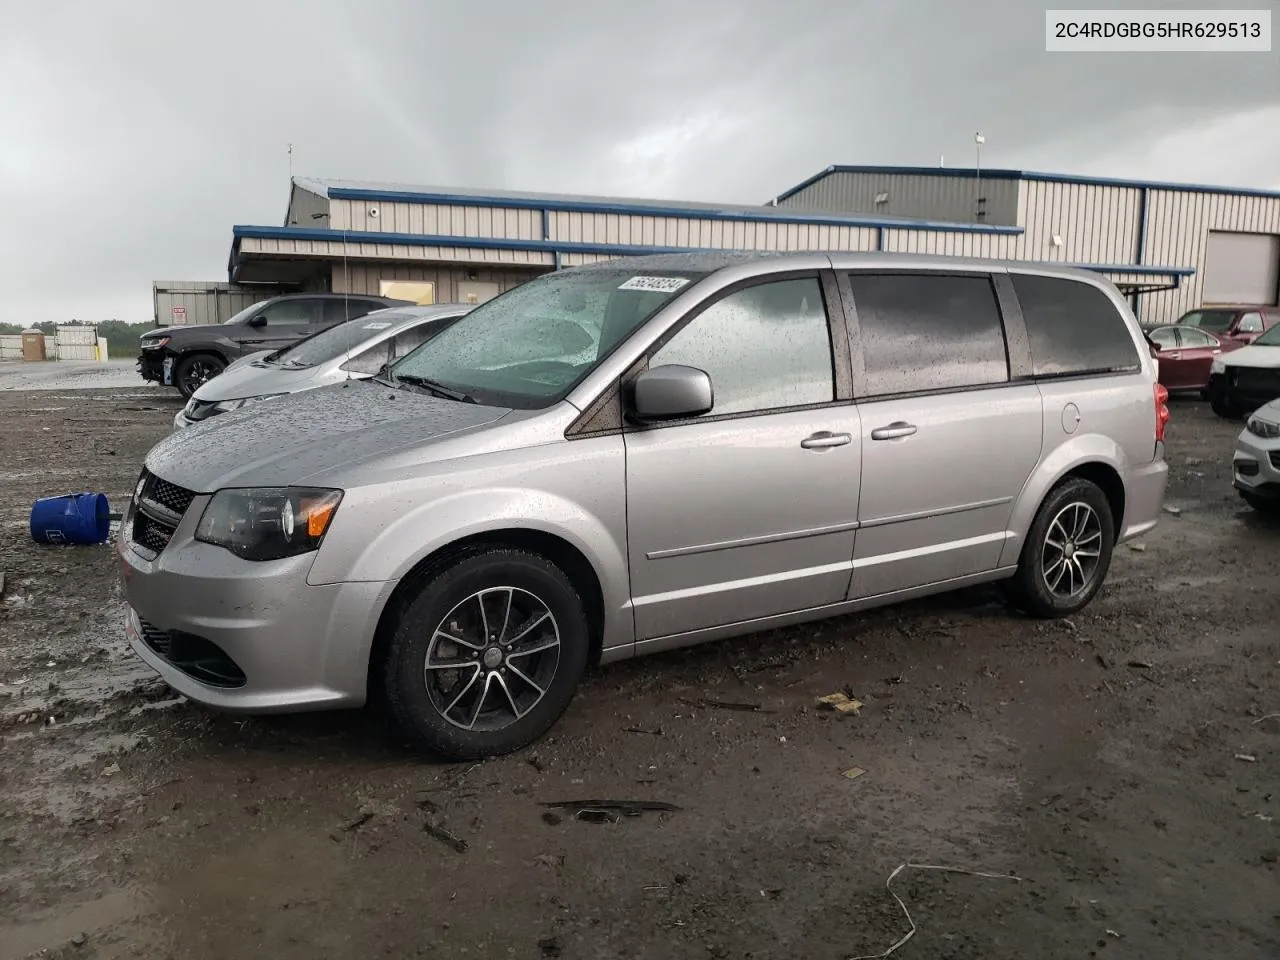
[138,293,411,398]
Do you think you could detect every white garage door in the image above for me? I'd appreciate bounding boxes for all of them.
[1203,231,1280,304]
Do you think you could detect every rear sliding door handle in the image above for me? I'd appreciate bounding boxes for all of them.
[800,431,852,449]
[870,422,917,441]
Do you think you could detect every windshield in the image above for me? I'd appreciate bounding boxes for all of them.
[1177,309,1236,333]
[273,310,414,368]
[1252,324,1280,347]
[222,301,266,325]
[390,267,707,408]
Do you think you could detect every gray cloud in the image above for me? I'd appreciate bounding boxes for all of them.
[1,0,1276,325]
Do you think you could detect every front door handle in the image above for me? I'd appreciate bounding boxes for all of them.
[1167,352,1181,360]
[871,422,918,441]
[800,431,852,449]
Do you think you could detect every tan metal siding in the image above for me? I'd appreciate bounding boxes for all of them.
[777,171,1021,226]
[331,262,545,300]
[152,281,279,326]
[1142,190,1280,324]
[1015,180,1141,265]
[238,236,553,267]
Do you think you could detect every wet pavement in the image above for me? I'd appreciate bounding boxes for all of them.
[1,388,1277,960]
[0,360,161,392]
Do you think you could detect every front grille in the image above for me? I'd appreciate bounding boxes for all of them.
[138,618,246,689]
[129,469,196,558]
[147,475,195,514]
[1232,368,1280,391]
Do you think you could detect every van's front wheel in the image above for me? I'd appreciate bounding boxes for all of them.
[1009,478,1115,618]
[382,547,590,759]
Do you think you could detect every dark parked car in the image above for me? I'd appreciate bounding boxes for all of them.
[1174,304,1280,345]
[138,293,410,398]
[1145,324,1242,394]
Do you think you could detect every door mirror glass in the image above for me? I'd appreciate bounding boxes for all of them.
[630,364,713,421]
[248,315,267,328]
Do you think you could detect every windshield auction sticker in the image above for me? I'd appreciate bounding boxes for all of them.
[618,276,691,293]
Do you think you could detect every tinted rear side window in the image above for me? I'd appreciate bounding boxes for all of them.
[1012,275,1140,377]
[849,273,1009,397]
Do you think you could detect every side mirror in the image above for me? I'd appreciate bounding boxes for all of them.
[248,315,267,328]
[630,364,713,422]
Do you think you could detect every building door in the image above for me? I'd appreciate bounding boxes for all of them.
[1203,232,1280,305]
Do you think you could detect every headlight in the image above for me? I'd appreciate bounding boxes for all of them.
[195,487,343,561]
[141,337,170,350]
[213,394,282,413]
[1209,358,1225,375]
[1246,416,1280,439]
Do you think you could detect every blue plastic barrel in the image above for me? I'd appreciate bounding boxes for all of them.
[29,493,111,545]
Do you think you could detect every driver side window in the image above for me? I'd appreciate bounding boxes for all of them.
[259,300,317,327]
[649,277,834,417]
[340,342,390,376]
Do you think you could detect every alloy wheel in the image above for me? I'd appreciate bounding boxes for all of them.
[181,360,217,395]
[423,587,561,731]
[1041,501,1103,598]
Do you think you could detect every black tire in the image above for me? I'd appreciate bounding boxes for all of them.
[1008,478,1115,618]
[1207,378,1237,419]
[1242,492,1280,515]
[382,546,590,759]
[174,353,226,400]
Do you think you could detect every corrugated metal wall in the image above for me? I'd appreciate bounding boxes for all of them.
[1015,180,1143,266]
[1142,189,1280,323]
[331,262,542,301]
[153,282,281,326]
[242,177,1280,329]
[776,171,1021,226]
[54,324,99,360]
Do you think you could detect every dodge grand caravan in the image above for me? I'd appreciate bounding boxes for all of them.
[118,252,1170,759]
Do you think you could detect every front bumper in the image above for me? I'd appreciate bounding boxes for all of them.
[117,486,390,713]
[138,349,165,384]
[1233,428,1280,501]
[1119,452,1170,541]
[1222,368,1280,414]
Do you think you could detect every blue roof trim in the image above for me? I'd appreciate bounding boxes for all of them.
[775,164,1280,202]
[230,225,1193,277]
[324,186,1023,235]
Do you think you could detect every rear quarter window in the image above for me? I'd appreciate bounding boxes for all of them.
[1011,275,1141,377]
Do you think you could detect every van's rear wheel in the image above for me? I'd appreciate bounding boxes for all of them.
[1009,478,1115,618]
[382,547,589,759]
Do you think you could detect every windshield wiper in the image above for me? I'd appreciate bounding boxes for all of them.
[393,374,478,403]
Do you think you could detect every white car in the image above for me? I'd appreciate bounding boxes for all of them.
[173,304,469,430]
[1208,322,1280,419]
[1234,398,1280,514]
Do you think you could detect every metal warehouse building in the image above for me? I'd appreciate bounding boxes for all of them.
[157,165,1280,326]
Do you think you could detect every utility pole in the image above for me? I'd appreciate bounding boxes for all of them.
[974,132,986,221]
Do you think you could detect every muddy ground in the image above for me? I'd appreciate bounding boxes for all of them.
[1,387,1277,960]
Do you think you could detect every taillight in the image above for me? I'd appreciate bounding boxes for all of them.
[1154,383,1170,442]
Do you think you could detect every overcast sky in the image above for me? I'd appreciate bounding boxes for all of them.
[2,0,1277,326]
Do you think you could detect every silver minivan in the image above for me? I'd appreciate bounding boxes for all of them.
[118,252,1170,758]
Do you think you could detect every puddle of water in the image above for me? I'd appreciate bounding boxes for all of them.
[0,887,150,960]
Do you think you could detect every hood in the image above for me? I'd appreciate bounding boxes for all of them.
[190,357,324,403]
[146,380,511,491]
[224,350,273,372]
[142,323,223,341]
[1222,343,1280,370]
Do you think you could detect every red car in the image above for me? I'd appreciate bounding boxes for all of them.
[1146,325,1243,393]
[1174,305,1280,345]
